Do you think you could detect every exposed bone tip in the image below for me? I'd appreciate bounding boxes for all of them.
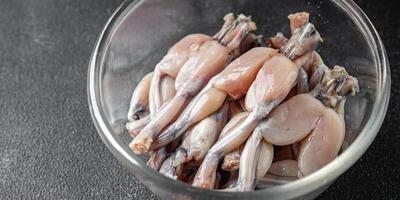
[248,21,257,31]
[316,65,360,109]
[130,139,152,154]
[237,13,251,21]
[224,13,235,20]
[221,160,240,171]
[332,65,360,96]
[282,22,323,60]
[288,11,310,19]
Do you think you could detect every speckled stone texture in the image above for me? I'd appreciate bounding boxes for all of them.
[0,0,398,199]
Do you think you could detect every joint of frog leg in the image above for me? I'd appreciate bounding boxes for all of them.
[220,15,257,50]
[282,23,322,60]
[207,147,224,161]
[313,65,359,109]
[213,13,236,41]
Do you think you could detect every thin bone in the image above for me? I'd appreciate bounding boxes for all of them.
[256,139,274,179]
[235,130,273,191]
[149,34,212,118]
[288,12,310,34]
[259,94,325,145]
[213,13,235,40]
[298,108,345,177]
[281,23,323,60]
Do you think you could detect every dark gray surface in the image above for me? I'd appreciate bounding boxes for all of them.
[0,0,398,199]
[0,0,155,199]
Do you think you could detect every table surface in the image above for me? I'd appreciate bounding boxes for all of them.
[0,0,399,199]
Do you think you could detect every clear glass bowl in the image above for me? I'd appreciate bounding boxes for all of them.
[87,0,390,199]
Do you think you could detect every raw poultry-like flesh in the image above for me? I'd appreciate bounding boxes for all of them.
[123,11,360,192]
[130,14,257,154]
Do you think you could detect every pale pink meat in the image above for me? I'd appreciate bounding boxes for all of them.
[131,14,256,154]
[127,72,153,121]
[259,94,325,145]
[298,108,345,176]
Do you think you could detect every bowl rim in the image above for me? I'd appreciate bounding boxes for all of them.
[87,0,391,198]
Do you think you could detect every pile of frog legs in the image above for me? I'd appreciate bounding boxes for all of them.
[125,11,359,191]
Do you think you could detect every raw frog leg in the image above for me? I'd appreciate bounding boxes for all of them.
[221,102,246,171]
[287,11,329,91]
[127,72,153,121]
[221,131,274,191]
[288,12,310,34]
[152,47,278,150]
[257,66,358,186]
[256,139,274,179]
[127,75,176,137]
[230,129,273,191]
[298,66,359,176]
[171,102,228,170]
[146,76,177,170]
[126,115,151,137]
[193,23,322,189]
[131,14,257,154]
[149,34,212,117]
[221,112,248,171]
[257,66,359,177]
[260,66,358,146]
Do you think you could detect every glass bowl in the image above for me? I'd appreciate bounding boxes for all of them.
[87,0,390,199]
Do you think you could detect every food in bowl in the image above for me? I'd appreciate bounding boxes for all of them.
[124,11,359,191]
